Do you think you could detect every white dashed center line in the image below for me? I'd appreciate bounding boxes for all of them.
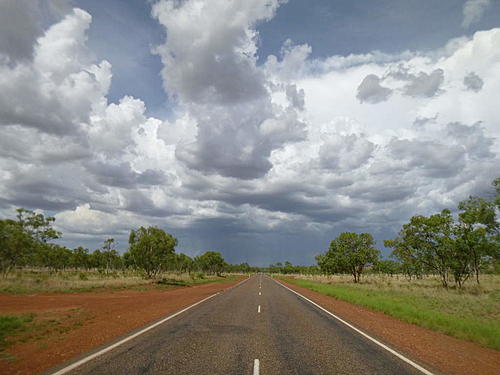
[258,305,261,313]
[259,291,261,296]
[253,359,260,375]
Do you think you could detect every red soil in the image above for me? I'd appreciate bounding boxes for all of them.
[0,278,245,375]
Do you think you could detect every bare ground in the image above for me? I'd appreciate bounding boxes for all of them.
[0,277,245,375]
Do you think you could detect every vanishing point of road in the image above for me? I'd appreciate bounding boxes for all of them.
[50,275,432,375]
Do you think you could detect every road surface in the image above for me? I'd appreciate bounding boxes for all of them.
[51,275,431,375]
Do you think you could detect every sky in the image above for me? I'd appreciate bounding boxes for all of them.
[0,0,499,266]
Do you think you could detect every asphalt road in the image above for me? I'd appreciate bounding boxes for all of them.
[56,275,428,375]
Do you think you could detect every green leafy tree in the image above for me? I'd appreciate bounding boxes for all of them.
[195,251,226,276]
[318,232,380,283]
[128,226,177,278]
[43,244,73,272]
[16,208,60,244]
[100,238,122,273]
[373,259,401,277]
[174,253,194,273]
[72,247,91,270]
[454,196,498,284]
[0,219,33,275]
[386,210,455,287]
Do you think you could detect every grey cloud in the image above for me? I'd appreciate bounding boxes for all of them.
[388,138,465,178]
[0,125,91,163]
[402,69,444,98]
[463,72,484,92]
[2,164,91,210]
[446,122,495,159]
[154,0,305,180]
[0,0,42,61]
[413,114,438,127]
[350,181,416,203]
[85,161,166,189]
[319,134,375,170]
[356,74,392,104]
[122,190,190,217]
[176,99,306,180]
[462,0,491,28]
[152,1,274,106]
[285,84,305,110]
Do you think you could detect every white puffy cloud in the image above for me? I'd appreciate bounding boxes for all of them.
[152,0,306,179]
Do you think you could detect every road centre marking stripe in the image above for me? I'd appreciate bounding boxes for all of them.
[253,359,260,375]
[274,279,434,375]
[51,276,251,375]
[258,305,261,313]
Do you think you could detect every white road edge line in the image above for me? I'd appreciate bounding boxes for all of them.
[253,359,260,375]
[258,305,261,313]
[51,276,252,375]
[274,279,434,375]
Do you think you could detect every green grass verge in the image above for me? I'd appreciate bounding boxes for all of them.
[0,314,34,351]
[282,277,500,350]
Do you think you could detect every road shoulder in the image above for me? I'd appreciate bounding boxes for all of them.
[276,278,500,375]
[0,276,246,375]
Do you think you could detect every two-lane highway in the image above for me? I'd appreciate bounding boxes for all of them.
[51,275,431,375]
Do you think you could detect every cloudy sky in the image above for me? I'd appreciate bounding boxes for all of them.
[0,0,499,266]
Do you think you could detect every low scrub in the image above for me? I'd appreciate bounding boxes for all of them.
[0,269,243,294]
[282,274,500,350]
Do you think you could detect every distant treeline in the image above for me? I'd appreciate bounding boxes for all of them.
[1,178,498,286]
[314,177,500,288]
[0,210,258,278]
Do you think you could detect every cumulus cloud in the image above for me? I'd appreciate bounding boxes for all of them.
[462,0,491,28]
[152,0,306,179]
[463,72,484,92]
[0,1,499,265]
[0,8,111,136]
[356,74,392,103]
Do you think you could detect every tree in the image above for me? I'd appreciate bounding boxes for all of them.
[318,232,380,282]
[0,219,33,275]
[16,208,60,244]
[195,251,226,276]
[385,210,455,287]
[101,238,122,273]
[373,259,401,277]
[72,247,91,270]
[455,196,498,284]
[175,253,194,273]
[128,226,177,278]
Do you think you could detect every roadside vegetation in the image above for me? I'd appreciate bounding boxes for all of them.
[281,274,500,350]
[0,269,241,294]
[275,177,500,350]
[0,208,255,294]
